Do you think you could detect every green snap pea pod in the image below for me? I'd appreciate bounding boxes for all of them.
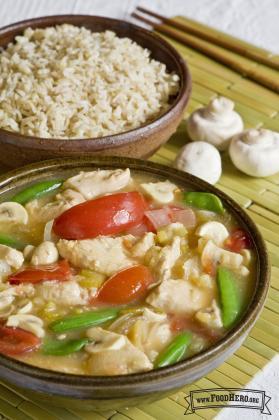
[11,179,63,205]
[217,266,241,328]
[49,308,119,333]
[0,233,27,250]
[42,338,89,356]
[182,192,224,214]
[154,332,192,368]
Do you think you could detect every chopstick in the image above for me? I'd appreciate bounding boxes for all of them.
[132,9,279,93]
[136,6,279,71]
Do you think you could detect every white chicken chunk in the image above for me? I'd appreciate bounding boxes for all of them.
[0,245,24,270]
[131,232,156,259]
[26,189,85,223]
[146,236,182,283]
[57,235,136,276]
[85,327,152,375]
[146,279,212,315]
[36,280,89,306]
[140,180,178,204]
[128,311,172,361]
[63,169,131,200]
[195,300,223,329]
[31,241,59,265]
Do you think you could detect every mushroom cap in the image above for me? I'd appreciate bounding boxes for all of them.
[229,128,279,177]
[175,141,222,185]
[187,97,244,151]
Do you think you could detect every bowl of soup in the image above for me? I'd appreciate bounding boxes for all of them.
[0,157,269,410]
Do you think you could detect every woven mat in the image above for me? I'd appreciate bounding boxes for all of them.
[0,16,278,420]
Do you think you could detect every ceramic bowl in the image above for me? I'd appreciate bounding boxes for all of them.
[0,156,270,411]
[0,15,191,168]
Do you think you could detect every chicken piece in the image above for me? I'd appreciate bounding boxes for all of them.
[195,300,223,329]
[145,236,182,283]
[6,314,45,338]
[63,169,131,200]
[131,232,156,259]
[26,189,85,223]
[31,241,59,265]
[0,245,24,270]
[182,256,201,281]
[36,280,89,306]
[140,180,178,204]
[57,235,136,276]
[85,327,152,375]
[128,310,172,361]
[146,279,212,316]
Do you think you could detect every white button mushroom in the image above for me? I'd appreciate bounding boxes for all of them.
[196,221,229,246]
[0,202,28,224]
[140,180,178,204]
[175,141,222,185]
[187,97,243,151]
[229,129,279,177]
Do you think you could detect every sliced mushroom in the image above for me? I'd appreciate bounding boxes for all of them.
[0,202,28,224]
[196,221,229,246]
[140,180,178,204]
[6,314,45,338]
[0,245,24,270]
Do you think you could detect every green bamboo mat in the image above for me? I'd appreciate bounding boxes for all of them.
[0,16,279,420]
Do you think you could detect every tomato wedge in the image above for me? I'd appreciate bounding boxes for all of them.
[0,326,41,356]
[53,192,147,240]
[96,265,154,305]
[8,260,72,285]
[225,229,253,253]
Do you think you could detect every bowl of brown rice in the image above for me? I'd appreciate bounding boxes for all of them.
[0,15,191,168]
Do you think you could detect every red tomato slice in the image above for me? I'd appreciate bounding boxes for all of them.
[225,228,253,253]
[0,326,41,356]
[96,265,154,305]
[8,260,72,285]
[53,192,147,240]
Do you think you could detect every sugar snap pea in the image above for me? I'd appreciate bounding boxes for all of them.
[154,332,192,368]
[42,338,89,356]
[49,308,119,333]
[11,179,63,205]
[217,266,241,328]
[0,233,27,250]
[182,192,224,214]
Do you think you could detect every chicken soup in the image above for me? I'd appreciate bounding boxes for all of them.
[0,169,254,375]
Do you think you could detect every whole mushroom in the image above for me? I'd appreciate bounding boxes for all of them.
[229,129,279,177]
[187,97,243,151]
[175,141,222,185]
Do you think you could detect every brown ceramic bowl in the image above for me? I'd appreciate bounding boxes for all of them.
[0,157,270,411]
[0,15,191,168]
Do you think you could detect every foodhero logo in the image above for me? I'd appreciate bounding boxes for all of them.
[185,388,271,415]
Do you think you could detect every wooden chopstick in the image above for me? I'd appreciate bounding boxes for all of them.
[136,6,279,72]
[131,11,279,94]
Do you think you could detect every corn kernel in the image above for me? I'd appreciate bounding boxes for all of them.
[79,270,107,288]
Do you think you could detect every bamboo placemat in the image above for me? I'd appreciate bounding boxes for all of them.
[0,16,278,420]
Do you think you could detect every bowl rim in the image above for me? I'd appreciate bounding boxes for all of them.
[0,156,270,395]
[0,14,191,150]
